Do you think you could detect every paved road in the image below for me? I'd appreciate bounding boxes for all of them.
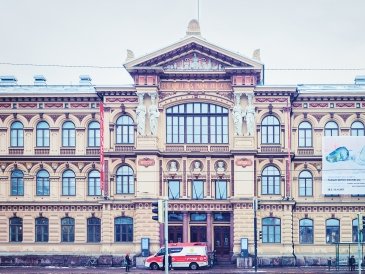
[0,266,359,274]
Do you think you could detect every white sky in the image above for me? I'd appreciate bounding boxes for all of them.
[1,0,365,86]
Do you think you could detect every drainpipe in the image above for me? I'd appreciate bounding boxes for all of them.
[291,201,297,265]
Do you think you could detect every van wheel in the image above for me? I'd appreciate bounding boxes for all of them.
[150,263,159,270]
[189,262,199,270]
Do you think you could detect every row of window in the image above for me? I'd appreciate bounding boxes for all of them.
[11,121,100,147]
[10,110,365,148]
[9,216,132,243]
[298,120,365,147]
[9,165,362,198]
[9,216,362,244]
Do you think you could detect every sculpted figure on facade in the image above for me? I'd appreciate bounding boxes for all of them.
[136,93,146,136]
[232,93,244,136]
[149,93,160,136]
[216,161,226,173]
[245,94,255,136]
[193,161,201,172]
[169,161,178,172]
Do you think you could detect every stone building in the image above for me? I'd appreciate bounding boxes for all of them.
[0,20,365,266]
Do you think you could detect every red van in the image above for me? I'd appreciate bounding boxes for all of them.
[145,242,208,270]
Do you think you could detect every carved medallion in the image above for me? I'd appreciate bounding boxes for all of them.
[138,157,155,168]
[235,158,253,168]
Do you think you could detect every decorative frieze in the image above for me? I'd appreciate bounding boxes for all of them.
[106,97,138,103]
[255,98,288,103]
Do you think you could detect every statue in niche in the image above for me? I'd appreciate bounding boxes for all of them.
[245,94,255,136]
[193,161,201,172]
[136,93,146,136]
[169,161,178,172]
[148,93,159,136]
[216,161,226,173]
[232,93,244,136]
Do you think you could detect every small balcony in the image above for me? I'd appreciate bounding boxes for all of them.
[260,145,282,153]
[115,145,135,152]
[297,148,314,156]
[35,148,50,155]
[60,148,76,155]
[86,148,100,155]
[165,145,229,153]
[9,148,24,155]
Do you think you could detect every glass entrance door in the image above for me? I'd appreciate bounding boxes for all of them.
[168,226,183,243]
[214,226,230,256]
[190,226,207,242]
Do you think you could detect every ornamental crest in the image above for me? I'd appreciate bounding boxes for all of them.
[163,52,226,71]
[138,157,155,168]
[235,158,253,168]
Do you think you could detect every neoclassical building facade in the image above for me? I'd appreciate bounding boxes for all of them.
[1,20,365,266]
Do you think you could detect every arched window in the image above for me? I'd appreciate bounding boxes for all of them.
[299,218,313,244]
[351,121,365,136]
[261,115,280,144]
[116,115,134,144]
[261,165,281,195]
[299,170,313,197]
[324,121,339,136]
[36,121,50,147]
[166,103,228,144]
[61,217,75,242]
[262,217,281,243]
[9,217,23,242]
[352,218,365,242]
[10,121,24,147]
[326,219,340,243]
[62,170,76,196]
[88,121,100,147]
[62,121,76,147]
[88,170,101,196]
[298,121,312,147]
[115,217,133,242]
[36,169,50,196]
[11,169,24,196]
[116,165,134,194]
[87,217,101,243]
[35,217,49,242]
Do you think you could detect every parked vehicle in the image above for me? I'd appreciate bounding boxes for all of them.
[145,242,208,270]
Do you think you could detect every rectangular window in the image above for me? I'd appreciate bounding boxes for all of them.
[215,180,227,199]
[168,180,180,200]
[192,180,204,199]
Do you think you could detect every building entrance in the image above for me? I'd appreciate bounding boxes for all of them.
[190,226,207,242]
[168,226,183,243]
[214,226,230,257]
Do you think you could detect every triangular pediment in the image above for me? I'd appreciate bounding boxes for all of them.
[124,35,263,72]
[161,52,228,71]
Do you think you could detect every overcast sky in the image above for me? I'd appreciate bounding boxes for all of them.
[1,0,365,86]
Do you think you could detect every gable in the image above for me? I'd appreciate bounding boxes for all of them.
[124,36,262,72]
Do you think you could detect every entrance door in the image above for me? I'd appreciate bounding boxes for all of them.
[214,226,230,257]
[168,226,183,243]
[190,226,207,242]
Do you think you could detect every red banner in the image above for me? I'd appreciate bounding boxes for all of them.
[99,102,105,195]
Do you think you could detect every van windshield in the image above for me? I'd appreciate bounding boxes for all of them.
[156,247,183,256]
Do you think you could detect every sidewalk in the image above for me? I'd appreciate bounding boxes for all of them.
[0,265,360,274]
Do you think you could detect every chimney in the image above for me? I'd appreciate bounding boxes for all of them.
[34,75,47,86]
[355,75,365,85]
[79,75,92,85]
[0,76,18,85]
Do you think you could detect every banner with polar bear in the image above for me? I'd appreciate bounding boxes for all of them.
[322,136,365,195]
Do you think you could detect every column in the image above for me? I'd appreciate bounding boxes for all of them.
[183,212,189,242]
[207,212,212,252]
